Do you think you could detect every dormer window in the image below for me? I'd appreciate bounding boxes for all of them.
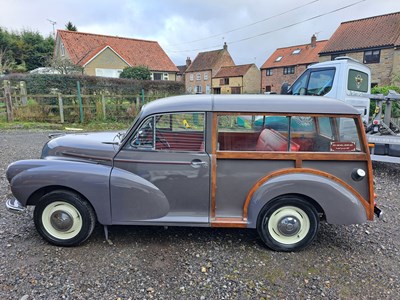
[275,56,283,62]
[292,49,301,55]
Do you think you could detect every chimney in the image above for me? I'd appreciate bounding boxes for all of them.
[223,42,227,50]
[311,34,317,48]
[186,57,191,67]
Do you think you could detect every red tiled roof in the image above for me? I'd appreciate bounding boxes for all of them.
[261,40,328,69]
[186,48,233,72]
[214,64,255,78]
[57,30,178,72]
[320,12,400,54]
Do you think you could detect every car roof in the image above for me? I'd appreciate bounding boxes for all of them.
[141,94,359,116]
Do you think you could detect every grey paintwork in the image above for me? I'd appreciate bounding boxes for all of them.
[6,94,372,231]
[247,173,367,228]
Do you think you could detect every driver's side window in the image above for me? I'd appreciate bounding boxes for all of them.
[130,112,205,152]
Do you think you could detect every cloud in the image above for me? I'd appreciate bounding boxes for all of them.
[0,0,399,66]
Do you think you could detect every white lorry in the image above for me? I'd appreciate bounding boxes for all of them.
[282,56,400,163]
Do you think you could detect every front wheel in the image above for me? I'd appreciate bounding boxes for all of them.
[34,190,96,246]
[257,197,319,252]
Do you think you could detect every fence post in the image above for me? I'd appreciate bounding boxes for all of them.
[4,80,13,122]
[76,81,84,123]
[141,89,145,105]
[20,81,27,105]
[58,93,64,124]
[101,93,106,120]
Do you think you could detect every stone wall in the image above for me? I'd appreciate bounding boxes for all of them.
[319,48,400,86]
[243,65,261,93]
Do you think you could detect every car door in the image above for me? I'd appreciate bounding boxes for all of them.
[110,112,210,225]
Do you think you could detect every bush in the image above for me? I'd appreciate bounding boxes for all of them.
[120,66,151,80]
[0,73,184,95]
[371,85,400,118]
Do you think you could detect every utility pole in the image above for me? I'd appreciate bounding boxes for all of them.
[47,19,57,38]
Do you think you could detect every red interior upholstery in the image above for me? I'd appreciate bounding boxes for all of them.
[256,129,300,151]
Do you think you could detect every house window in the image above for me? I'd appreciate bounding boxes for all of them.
[283,66,295,75]
[292,49,301,55]
[190,74,194,81]
[266,69,273,76]
[275,56,283,62]
[364,50,380,64]
[204,73,208,80]
[265,86,272,92]
[195,85,202,94]
[213,88,221,94]
[163,73,169,80]
[60,43,65,57]
[231,87,241,94]
[95,68,123,78]
[220,78,229,85]
[153,73,163,80]
[196,73,201,81]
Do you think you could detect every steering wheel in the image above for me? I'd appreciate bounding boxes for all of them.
[155,129,171,148]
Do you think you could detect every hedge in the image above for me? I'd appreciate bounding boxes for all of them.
[1,74,185,95]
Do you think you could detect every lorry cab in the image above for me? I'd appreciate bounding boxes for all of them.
[286,57,371,124]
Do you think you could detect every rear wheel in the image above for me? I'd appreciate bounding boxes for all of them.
[34,190,96,246]
[257,197,319,252]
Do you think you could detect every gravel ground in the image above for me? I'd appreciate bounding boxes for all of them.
[0,130,399,300]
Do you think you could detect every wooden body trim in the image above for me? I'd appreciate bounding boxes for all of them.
[208,112,374,228]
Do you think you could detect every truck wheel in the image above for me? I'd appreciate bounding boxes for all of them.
[34,190,96,246]
[257,197,319,252]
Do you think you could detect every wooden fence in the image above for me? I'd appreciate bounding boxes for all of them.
[1,80,172,123]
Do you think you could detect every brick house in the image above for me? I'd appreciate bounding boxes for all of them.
[53,30,178,79]
[319,12,400,86]
[211,64,260,94]
[260,35,328,93]
[185,43,235,94]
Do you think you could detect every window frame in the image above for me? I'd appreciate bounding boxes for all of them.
[215,113,365,153]
[266,69,273,76]
[283,66,295,75]
[363,50,380,64]
[128,112,206,152]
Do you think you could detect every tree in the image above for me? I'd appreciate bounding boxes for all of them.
[65,22,77,31]
[0,27,54,72]
[51,56,83,74]
[0,47,14,74]
[119,66,151,80]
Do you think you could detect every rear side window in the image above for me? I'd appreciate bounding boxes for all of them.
[347,69,368,92]
[217,114,363,153]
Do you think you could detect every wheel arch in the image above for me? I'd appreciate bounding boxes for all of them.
[245,170,368,228]
[27,186,96,216]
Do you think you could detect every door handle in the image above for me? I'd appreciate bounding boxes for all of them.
[191,159,208,168]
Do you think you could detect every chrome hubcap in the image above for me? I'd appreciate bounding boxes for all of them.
[50,210,74,232]
[277,216,300,236]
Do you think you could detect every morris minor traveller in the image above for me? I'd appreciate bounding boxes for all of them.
[6,95,380,251]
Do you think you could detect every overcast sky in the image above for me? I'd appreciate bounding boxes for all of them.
[0,0,399,67]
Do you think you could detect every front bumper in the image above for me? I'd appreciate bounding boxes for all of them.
[6,198,26,214]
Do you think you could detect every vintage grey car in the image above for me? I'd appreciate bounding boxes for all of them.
[6,95,381,251]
